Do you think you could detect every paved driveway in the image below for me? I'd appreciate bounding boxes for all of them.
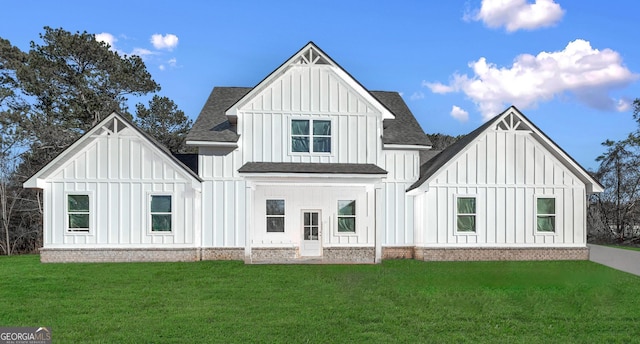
[588,244,640,276]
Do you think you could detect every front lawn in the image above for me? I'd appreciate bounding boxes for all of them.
[0,255,638,343]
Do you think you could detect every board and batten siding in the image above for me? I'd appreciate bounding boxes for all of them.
[379,150,421,246]
[251,185,375,247]
[198,64,423,250]
[415,129,587,247]
[238,65,381,165]
[43,128,200,247]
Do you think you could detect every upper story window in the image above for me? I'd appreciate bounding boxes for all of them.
[291,119,331,153]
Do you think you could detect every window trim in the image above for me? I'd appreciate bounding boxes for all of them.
[289,117,333,155]
[535,195,557,234]
[266,199,286,233]
[64,191,94,235]
[336,200,357,235]
[148,193,174,235]
[454,195,478,235]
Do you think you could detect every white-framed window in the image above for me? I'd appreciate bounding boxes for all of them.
[291,119,331,153]
[266,199,285,233]
[337,200,356,233]
[536,197,556,233]
[456,196,476,232]
[150,194,172,233]
[66,193,91,233]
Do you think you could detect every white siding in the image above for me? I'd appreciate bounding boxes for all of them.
[238,65,381,165]
[199,63,419,250]
[415,129,587,247]
[43,128,200,248]
[251,184,375,248]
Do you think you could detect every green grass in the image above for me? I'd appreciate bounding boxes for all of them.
[604,244,640,252]
[1,256,639,343]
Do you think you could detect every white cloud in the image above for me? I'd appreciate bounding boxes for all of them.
[425,39,639,120]
[159,64,166,71]
[151,34,179,51]
[422,81,455,94]
[450,106,469,122]
[131,48,155,58]
[467,0,565,32]
[95,32,118,50]
[168,58,177,67]
[410,91,425,101]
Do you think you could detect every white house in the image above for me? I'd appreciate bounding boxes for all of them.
[24,42,603,263]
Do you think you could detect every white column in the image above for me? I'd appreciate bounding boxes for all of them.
[374,185,384,263]
[244,183,254,263]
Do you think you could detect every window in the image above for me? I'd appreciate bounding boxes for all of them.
[266,200,285,232]
[150,195,172,232]
[67,194,90,232]
[536,197,556,232]
[291,119,331,153]
[337,200,356,233]
[456,197,476,232]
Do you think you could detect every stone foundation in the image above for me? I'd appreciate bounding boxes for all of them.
[39,246,590,263]
[250,247,298,262]
[40,248,199,263]
[415,247,589,261]
[323,247,375,264]
[382,246,415,259]
[201,248,244,261]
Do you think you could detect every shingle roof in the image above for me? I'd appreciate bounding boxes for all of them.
[370,91,432,147]
[238,162,387,175]
[186,87,251,143]
[187,88,431,147]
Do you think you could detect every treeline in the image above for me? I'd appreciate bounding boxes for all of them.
[588,100,640,244]
[0,27,191,255]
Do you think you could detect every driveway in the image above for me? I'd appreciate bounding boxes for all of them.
[588,244,640,276]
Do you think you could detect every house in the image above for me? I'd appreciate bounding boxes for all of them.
[23,42,603,263]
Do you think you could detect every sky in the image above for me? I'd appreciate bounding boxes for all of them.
[1,0,638,170]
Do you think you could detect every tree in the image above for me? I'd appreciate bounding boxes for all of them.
[10,27,160,169]
[588,98,640,244]
[426,133,464,150]
[0,27,166,254]
[0,38,30,255]
[590,138,640,242]
[135,95,193,153]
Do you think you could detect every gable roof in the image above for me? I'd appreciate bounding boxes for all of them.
[226,41,395,121]
[186,42,431,148]
[408,106,604,194]
[24,112,202,189]
[187,88,430,147]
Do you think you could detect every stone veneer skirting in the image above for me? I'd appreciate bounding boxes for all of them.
[40,248,200,263]
[323,247,375,263]
[39,246,589,263]
[414,247,589,261]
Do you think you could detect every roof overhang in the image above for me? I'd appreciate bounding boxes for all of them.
[185,140,239,148]
[382,144,432,150]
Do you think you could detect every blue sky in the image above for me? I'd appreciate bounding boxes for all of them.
[1,0,638,169]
